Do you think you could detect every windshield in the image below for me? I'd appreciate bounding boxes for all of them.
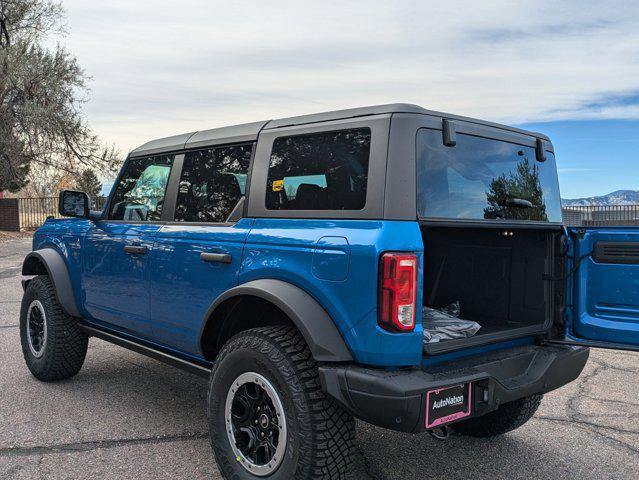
[416,128,562,222]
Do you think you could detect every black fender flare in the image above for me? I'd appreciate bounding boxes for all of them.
[22,249,81,318]
[201,279,353,362]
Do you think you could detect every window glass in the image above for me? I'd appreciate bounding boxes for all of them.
[108,155,174,221]
[174,144,252,222]
[416,129,562,222]
[266,128,371,210]
[282,174,327,200]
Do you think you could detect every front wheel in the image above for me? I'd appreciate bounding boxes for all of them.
[20,275,88,381]
[207,326,355,479]
[451,394,543,437]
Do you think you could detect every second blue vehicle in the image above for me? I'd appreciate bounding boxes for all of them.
[19,104,639,479]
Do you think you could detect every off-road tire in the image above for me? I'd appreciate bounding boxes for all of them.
[451,394,543,437]
[20,275,88,381]
[207,326,356,479]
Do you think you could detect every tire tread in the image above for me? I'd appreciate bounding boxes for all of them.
[20,275,88,381]
[452,394,543,437]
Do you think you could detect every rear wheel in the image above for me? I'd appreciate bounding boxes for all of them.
[20,275,88,381]
[451,394,543,437]
[207,326,355,479]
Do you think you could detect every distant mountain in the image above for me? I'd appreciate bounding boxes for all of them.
[562,190,639,206]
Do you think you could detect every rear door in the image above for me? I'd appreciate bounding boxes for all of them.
[148,143,254,355]
[568,227,639,350]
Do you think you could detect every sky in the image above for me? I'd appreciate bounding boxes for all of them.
[57,0,639,199]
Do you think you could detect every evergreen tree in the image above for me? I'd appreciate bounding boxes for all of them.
[0,0,119,192]
[484,158,548,221]
[76,168,102,198]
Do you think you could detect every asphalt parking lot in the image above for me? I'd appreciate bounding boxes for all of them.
[1,236,638,479]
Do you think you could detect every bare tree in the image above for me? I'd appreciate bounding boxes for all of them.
[17,158,76,197]
[0,0,120,192]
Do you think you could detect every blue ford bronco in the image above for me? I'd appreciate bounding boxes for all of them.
[20,104,639,479]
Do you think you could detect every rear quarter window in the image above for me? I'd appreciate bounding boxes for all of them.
[265,128,371,211]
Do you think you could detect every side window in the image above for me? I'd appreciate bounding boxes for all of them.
[265,128,371,211]
[108,155,174,221]
[174,144,252,223]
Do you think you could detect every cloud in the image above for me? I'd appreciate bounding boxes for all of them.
[59,0,639,152]
[466,19,616,44]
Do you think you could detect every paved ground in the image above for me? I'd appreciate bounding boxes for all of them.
[0,236,637,479]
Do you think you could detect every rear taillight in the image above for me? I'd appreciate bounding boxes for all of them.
[378,252,418,332]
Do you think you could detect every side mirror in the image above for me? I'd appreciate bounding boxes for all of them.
[58,190,90,218]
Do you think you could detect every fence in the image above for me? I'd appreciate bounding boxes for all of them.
[0,196,107,231]
[562,205,639,227]
[18,197,61,230]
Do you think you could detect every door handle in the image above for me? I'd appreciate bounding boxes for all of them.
[200,252,232,264]
[124,245,148,255]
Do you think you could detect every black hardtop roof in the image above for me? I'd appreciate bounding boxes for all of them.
[129,103,549,157]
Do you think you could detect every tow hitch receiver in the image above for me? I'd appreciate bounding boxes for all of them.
[428,425,450,441]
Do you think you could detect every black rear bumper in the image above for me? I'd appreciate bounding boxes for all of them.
[318,344,589,433]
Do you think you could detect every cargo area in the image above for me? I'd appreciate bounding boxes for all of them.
[421,225,561,353]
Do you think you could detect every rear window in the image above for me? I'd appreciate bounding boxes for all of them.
[265,128,371,210]
[174,144,252,223]
[416,128,562,222]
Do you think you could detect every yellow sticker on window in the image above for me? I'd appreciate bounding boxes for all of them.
[272,180,284,192]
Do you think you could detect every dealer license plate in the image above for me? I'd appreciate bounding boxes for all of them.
[425,383,472,429]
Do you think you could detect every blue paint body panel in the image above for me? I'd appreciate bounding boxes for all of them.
[82,221,161,338]
[241,219,424,366]
[32,218,90,312]
[148,218,254,355]
[568,227,639,348]
[312,236,350,282]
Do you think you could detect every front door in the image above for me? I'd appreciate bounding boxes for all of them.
[568,227,639,350]
[148,143,254,355]
[83,154,176,338]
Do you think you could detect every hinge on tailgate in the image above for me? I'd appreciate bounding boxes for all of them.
[543,250,592,283]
